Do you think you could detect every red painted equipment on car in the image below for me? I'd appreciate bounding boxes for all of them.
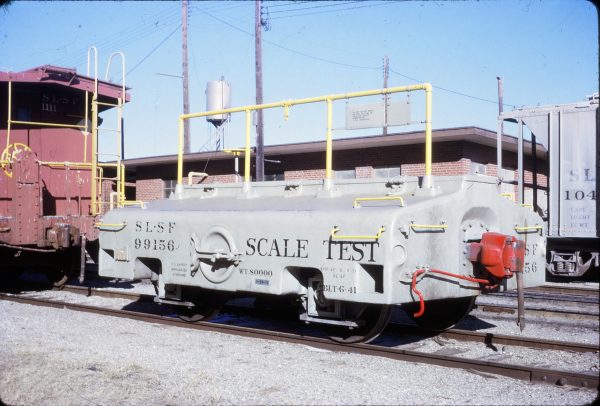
[467,232,525,278]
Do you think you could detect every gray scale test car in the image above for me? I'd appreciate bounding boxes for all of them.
[98,84,546,343]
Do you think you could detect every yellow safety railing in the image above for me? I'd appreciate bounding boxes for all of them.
[354,196,405,208]
[330,226,386,241]
[176,84,433,189]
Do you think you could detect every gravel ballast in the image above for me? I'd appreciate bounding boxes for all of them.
[1,299,598,405]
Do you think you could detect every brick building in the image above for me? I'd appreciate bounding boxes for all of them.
[120,126,547,202]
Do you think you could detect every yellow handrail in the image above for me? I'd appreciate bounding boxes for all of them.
[95,221,127,230]
[177,84,433,187]
[514,225,543,233]
[9,120,88,129]
[330,226,385,241]
[500,193,514,202]
[410,222,448,231]
[354,196,405,208]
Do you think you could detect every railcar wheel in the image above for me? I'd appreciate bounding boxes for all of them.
[402,296,476,332]
[177,294,223,322]
[326,304,392,344]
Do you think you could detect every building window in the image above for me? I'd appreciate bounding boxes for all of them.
[335,169,356,180]
[373,166,400,178]
[164,179,177,198]
[265,173,285,181]
[470,162,487,175]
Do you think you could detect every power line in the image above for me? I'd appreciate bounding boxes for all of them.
[268,1,362,14]
[197,5,515,108]
[389,68,516,108]
[270,1,390,20]
[126,24,182,78]
[197,7,378,70]
[54,5,181,68]
[266,1,313,9]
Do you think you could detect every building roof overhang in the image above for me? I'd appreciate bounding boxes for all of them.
[120,126,547,169]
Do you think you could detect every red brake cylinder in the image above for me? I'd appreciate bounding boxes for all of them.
[468,232,525,279]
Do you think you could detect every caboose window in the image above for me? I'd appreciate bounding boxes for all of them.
[16,107,31,121]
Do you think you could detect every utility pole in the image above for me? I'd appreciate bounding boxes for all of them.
[255,0,264,181]
[182,0,190,153]
[383,55,389,136]
[497,76,504,118]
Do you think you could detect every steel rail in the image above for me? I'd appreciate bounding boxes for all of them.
[474,303,599,320]
[9,283,600,354]
[527,285,599,298]
[59,285,600,353]
[487,290,599,304]
[387,324,599,353]
[1,292,597,389]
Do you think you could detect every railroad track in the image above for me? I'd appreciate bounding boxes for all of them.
[527,285,599,298]
[5,282,599,353]
[1,287,598,388]
[476,285,599,321]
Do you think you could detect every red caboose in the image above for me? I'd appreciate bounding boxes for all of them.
[0,63,130,286]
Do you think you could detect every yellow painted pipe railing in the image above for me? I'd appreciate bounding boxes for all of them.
[177,84,432,187]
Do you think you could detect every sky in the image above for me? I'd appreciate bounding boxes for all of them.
[0,0,597,160]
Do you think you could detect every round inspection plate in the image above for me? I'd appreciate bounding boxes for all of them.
[198,226,237,284]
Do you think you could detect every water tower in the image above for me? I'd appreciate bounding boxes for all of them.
[205,78,231,150]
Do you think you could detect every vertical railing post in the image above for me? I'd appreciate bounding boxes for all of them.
[88,46,99,215]
[177,117,184,188]
[324,98,333,190]
[6,81,12,153]
[244,109,252,190]
[423,83,433,189]
[91,96,98,215]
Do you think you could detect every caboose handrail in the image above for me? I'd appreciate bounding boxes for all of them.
[176,84,433,191]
